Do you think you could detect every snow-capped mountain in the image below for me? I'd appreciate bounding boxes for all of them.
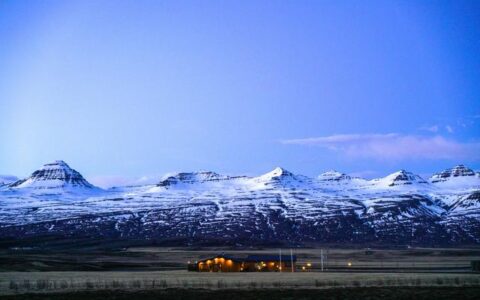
[317,170,352,182]
[254,167,309,187]
[428,165,480,193]
[9,160,97,190]
[371,170,428,187]
[449,191,480,217]
[158,171,234,187]
[0,162,479,246]
[430,165,478,183]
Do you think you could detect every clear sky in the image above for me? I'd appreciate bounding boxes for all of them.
[1,0,479,187]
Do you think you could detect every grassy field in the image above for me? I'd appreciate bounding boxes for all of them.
[127,246,480,271]
[2,287,480,300]
[1,246,479,297]
[1,270,480,296]
[2,246,479,272]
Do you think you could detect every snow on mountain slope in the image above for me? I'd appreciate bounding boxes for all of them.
[449,191,480,217]
[429,165,480,192]
[9,160,98,190]
[424,165,480,208]
[371,170,428,187]
[4,161,103,201]
[315,171,368,193]
[157,171,233,187]
[443,189,480,244]
[0,175,18,186]
[318,170,352,182]
[431,165,478,183]
[0,162,479,246]
[253,167,311,188]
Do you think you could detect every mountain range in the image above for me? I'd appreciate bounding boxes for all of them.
[1,160,479,247]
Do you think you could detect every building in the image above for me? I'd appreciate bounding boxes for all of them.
[188,254,297,272]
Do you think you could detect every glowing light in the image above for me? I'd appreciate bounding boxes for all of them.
[306,263,312,267]
[347,262,352,267]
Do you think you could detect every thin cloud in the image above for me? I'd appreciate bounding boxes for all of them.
[281,133,480,161]
[445,125,454,133]
[420,125,439,133]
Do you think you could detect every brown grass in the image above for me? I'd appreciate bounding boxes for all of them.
[2,247,480,296]
[1,270,480,295]
[2,247,479,272]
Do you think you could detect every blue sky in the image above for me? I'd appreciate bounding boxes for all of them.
[0,0,479,186]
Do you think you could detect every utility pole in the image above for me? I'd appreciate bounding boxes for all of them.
[411,222,414,247]
[290,249,294,272]
[279,249,282,272]
[325,248,328,270]
[321,249,324,272]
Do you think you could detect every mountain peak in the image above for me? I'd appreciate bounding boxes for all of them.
[157,171,227,187]
[272,166,291,175]
[42,160,71,170]
[260,167,293,179]
[318,170,352,181]
[431,165,477,183]
[10,160,96,190]
[254,167,308,188]
[375,170,428,187]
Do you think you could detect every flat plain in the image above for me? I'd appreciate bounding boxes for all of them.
[1,246,479,297]
[2,246,480,272]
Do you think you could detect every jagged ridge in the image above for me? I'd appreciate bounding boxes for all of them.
[0,163,479,246]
